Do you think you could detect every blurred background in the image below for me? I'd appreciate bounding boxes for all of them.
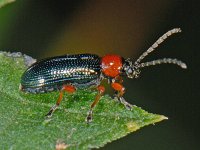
[0,0,199,149]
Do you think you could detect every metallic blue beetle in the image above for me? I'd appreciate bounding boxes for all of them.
[20,28,187,123]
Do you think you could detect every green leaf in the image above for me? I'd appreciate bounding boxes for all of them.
[0,52,167,149]
[0,0,15,8]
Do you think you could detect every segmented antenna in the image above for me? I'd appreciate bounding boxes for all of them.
[137,58,187,69]
[134,28,182,65]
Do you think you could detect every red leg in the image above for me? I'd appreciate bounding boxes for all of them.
[46,85,76,117]
[115,76,123,84]
[86,85,105,123]
[111,82,132,110]
[62,84,76,94]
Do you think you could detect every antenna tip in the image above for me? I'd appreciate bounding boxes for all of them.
[181,63,187,69]
[173,28,182,33]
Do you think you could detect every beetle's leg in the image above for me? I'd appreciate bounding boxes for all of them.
[46,91,64,117]
[86,85,105,123]
[111,82,132,110]
[46,85,76,117]
[114,76,123,83]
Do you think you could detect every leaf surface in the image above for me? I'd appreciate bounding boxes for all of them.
[0,52,167,149]
[0,0,15,8]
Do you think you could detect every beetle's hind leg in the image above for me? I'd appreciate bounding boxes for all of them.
[111,82,132,110]
[86,85,105,123]
[45,91,64,117]
[46,85,76,117]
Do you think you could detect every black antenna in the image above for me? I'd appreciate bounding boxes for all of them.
[137,58,187,69]
[133,28,187,69]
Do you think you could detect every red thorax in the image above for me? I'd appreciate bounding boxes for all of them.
[101,54,123,78]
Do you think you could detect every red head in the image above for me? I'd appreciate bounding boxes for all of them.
[101,54,123,78]
[100,29,187,79]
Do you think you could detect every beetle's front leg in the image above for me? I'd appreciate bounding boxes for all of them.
[111,82,132,110]
[46,85,76,117]
[86,85,105,123]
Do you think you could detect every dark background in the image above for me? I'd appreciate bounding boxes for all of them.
[0,0,199,149]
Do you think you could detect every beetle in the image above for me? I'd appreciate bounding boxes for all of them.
[19,28,187,123]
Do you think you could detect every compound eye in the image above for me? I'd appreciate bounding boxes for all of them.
[127,68,133,74]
